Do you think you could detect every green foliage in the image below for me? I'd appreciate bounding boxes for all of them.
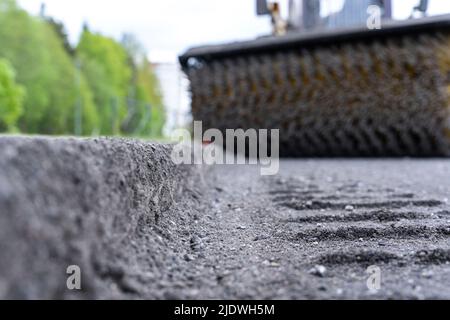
[0,0,95,134]
[0,0,165,137]
[44,16,75,57]
[77,28,132,135]
[66,67,100,136]
[135,59,165,137]
[0,58,24,132]
[121,33,165,137]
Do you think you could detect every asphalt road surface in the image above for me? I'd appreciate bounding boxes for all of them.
[192,160,450,299]
[0,137,449,299]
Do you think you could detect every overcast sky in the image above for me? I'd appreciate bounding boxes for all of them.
[17,0,450,63]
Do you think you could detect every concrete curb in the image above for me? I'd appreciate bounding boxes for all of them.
[0,137,195,299]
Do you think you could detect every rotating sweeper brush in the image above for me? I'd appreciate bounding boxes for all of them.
[180,0,450,157]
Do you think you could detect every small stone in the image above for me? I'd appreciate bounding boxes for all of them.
[309,265,327,277]
[187,289,200,297]
[119,277,140,293]
[184,254,195,262]
[262,260,271,266]
[252,269,261,277]
[345,205,355,211]
[270,262,280,268]
[190,235,201,243]
[253,235,269,241]
[155,235,164,243]
[237,225,247,230]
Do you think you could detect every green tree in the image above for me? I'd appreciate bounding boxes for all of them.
[136,59,165,137]
[0,58,25,132]
[66,63,100,136]
[121,33,165,137]
[0,0,99,135]
[77,27,132,135]
[44,16,75,57]
[0,0,164,137]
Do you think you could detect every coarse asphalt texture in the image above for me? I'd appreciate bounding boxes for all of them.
[0,136,449,299]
